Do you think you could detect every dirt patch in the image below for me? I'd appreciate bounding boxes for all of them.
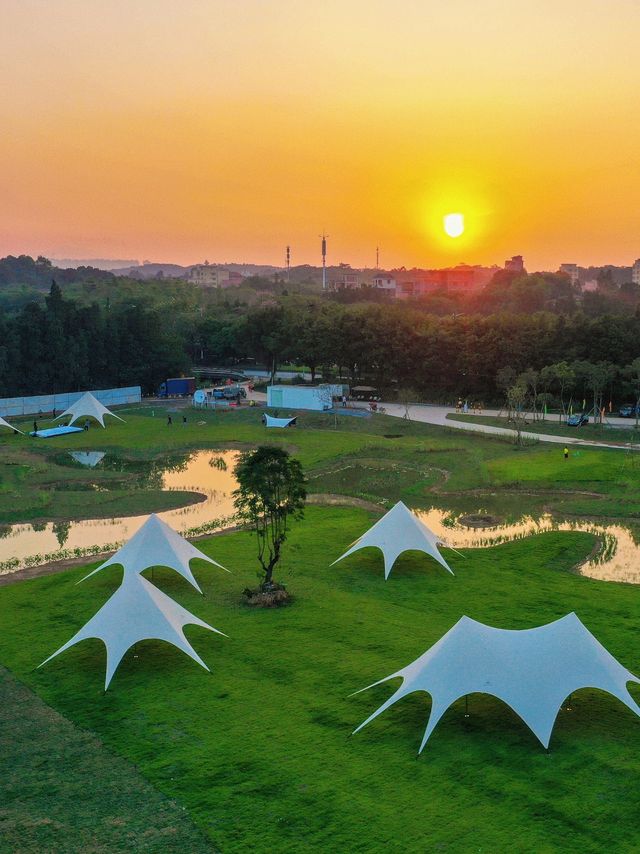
[307,493,383,512]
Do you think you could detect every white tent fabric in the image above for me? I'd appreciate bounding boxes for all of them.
[81,513,228,593]
[264,414,297,428]
[39,572,226,689]
[332,500,454,579]
[55,392,125,428]
[354,613,640,750]
[0,415,23,434]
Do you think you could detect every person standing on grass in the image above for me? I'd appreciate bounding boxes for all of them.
[84,418,90,431]
[564,446,569,460]
[167,414,172,426]
[33,419,38,434]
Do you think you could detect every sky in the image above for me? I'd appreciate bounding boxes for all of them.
[2,0,640,271]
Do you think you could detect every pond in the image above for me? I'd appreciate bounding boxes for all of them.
[415,509,640,585]
[1,449,639,584]
[0,450,240,575]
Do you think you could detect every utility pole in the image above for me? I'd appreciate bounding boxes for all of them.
[376,245,379,270]
[320,232,328,290]
[286,245,290,283]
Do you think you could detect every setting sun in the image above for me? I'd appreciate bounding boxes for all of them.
[444,213,465,239]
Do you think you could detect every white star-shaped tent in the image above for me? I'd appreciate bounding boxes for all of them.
[0,415,23,434]
[332,501,454,579]
[80,513,228,593]
[39,572,226,690]
[353,613,640,750]
[55,392,125,428]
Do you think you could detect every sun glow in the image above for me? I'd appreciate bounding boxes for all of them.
[444,213,465,238]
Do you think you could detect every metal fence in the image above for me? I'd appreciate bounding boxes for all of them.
[0,386,141,417]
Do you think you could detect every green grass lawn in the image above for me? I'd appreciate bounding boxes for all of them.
[1,506,639,853]
[5,406,640,527]
[0,665,214,854]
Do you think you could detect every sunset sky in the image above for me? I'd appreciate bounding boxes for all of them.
[2,0,640,270]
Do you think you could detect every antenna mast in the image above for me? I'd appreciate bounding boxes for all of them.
[376,245,379,269]
[286,245,290,283]
[320,232,328,290]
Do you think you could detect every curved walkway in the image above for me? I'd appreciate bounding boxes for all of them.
[378,403,638,451]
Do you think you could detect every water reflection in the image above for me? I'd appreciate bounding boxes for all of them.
[416,509,640,585]
[2,451,640,586]
[69,451,106,468]
[0,451,239,575]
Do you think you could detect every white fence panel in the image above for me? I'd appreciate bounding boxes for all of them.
[0,386,141,417]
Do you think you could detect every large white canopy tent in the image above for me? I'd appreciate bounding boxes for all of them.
[353,613,640,750]
[41,515,228,688]
[55,391,125,428]
[39,573,225,690]
[0,415,23,434]
[81,513,228,593]
[332,500,454,579]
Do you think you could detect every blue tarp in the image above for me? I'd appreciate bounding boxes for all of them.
[30,426,85,438]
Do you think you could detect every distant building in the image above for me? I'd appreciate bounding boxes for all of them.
[632,259,640,285]
[372,275,396,292]
[504,255,525,273]
[582,279,598,292]
[395,265,493,300]
[330,271,360,290]
[187,262,231,288]
[227,271,245,287]
[559,263,579,285]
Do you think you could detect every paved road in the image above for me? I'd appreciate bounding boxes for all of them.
[377,403,637,450]
[245,389,634,450]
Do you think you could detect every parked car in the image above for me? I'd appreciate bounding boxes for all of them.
[618,404,639,418]
[566,413,589,427]
[212,385,247,400]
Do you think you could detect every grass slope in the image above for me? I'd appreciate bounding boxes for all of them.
[0,665,214,853]
[0,507,639,853]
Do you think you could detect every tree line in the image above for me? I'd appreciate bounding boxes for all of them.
[0,282,188,397]
[1,275,640,405]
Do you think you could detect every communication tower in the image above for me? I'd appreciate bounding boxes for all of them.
[320,232,328,290]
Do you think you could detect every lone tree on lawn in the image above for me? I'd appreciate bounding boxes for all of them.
[233,446,306,590]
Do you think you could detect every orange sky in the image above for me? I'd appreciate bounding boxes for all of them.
[2,0,640,270]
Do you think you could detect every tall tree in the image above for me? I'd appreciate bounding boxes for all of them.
[233,447,306,590]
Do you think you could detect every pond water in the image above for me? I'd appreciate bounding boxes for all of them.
[0,450,240,575]
[1,448,639,584]
[415,509,640,585]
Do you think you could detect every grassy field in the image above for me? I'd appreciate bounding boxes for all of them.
[1,410,640,852]
[0,508,639,852]
[4,405,640,527]
[0,665,213,853]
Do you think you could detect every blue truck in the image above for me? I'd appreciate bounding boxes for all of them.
[157,377,196,397]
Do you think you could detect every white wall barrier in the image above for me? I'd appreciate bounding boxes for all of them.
[0,386,141,417]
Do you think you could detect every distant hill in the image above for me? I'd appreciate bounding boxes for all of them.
[116,263,189,278]
[51,258,139,271]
